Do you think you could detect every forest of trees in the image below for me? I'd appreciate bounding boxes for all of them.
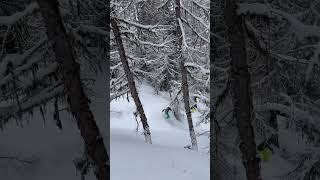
[0,0,109,179]
[1,0,320,180]
[110,0,209,149]
[212,0,320,180]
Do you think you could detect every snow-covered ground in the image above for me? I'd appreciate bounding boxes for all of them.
[0,78,209,180]
[0,111,98,180]
[0,70,108,180]
[260,116,304,179]
[110,83,210,180]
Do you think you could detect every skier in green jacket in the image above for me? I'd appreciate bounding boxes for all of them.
[162,107,172,119]
[257,140,274,162]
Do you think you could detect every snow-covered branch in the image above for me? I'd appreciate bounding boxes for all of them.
[178,18,189,51]
[0,83,64,123]
[116,17,159,31]
[185,62,209,74]
[0,39,48,87]
[0,2,39,25]
[191,0,209,12]
[181,17,209,43]
[181,3,209,29]
[255,103,318,128]
[237,3,320,40]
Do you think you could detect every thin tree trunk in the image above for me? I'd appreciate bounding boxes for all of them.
[269,110,279,147]
[180,59,198,150]
[111,17,152,144]
[224,0,261,180]
[37,1,109,179]
[174,0,198,151]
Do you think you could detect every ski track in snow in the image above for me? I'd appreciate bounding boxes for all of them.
[111,83,209,180]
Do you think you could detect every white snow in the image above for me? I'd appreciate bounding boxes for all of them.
[110,82,209,180]
[0,111,97,180]
[0,68,108,180]
[259,115,310,180]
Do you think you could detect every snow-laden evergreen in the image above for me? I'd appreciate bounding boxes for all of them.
[212,0,320,179]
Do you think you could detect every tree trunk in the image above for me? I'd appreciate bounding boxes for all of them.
[111,17,152,144]
[224,0,261,180]
[269,110,279,147]
[174,0,198,151]
[180,59,198,151]
[37,0,109,179]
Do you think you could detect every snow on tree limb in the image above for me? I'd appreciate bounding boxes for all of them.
[134,36,172,48]
[0,38,47,70]
[115,17,159,31]
[181,3,209,29]
[181,18,209,43]
[18,63,58,89]
[178,18,189,51]
[255,103,318,128]
[191,0,209,12]
[110,88,130,101]
[0,83,64,124]
[156,0,171,9]
[0,39,48,86]
[185,62,209,74]
[237,3,320,40]
[0,2,39,25]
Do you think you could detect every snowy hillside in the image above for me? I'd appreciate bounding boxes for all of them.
[0,111,97,180]
[110,83,209,180]
[0,71,108,180]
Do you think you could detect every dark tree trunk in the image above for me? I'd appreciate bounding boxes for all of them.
[269,110,279,147]
[180,59,198,151]
[174,0,198,151]
[37,0,109,179]
[224,0,261,179]
[111,17,152,144]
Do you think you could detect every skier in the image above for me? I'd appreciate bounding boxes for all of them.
[190,104,197,113]
[190,96,200,113]
[257,139,274,162]
[162,107,172,119]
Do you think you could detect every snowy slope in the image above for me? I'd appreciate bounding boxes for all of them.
[110,83,209,180]
[0,69,108,180]
[260,116,306,179]
[0,112,97,180]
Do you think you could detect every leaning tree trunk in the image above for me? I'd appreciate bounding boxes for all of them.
[37,0,109,179]
[224,0,261,180]
[174,0,198,151]
[111,17,152,144]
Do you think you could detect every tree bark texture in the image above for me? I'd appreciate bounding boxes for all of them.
[174,0,198,151]
[111,17,152,144]
[224,0,262,179]
[37,0,109,179]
